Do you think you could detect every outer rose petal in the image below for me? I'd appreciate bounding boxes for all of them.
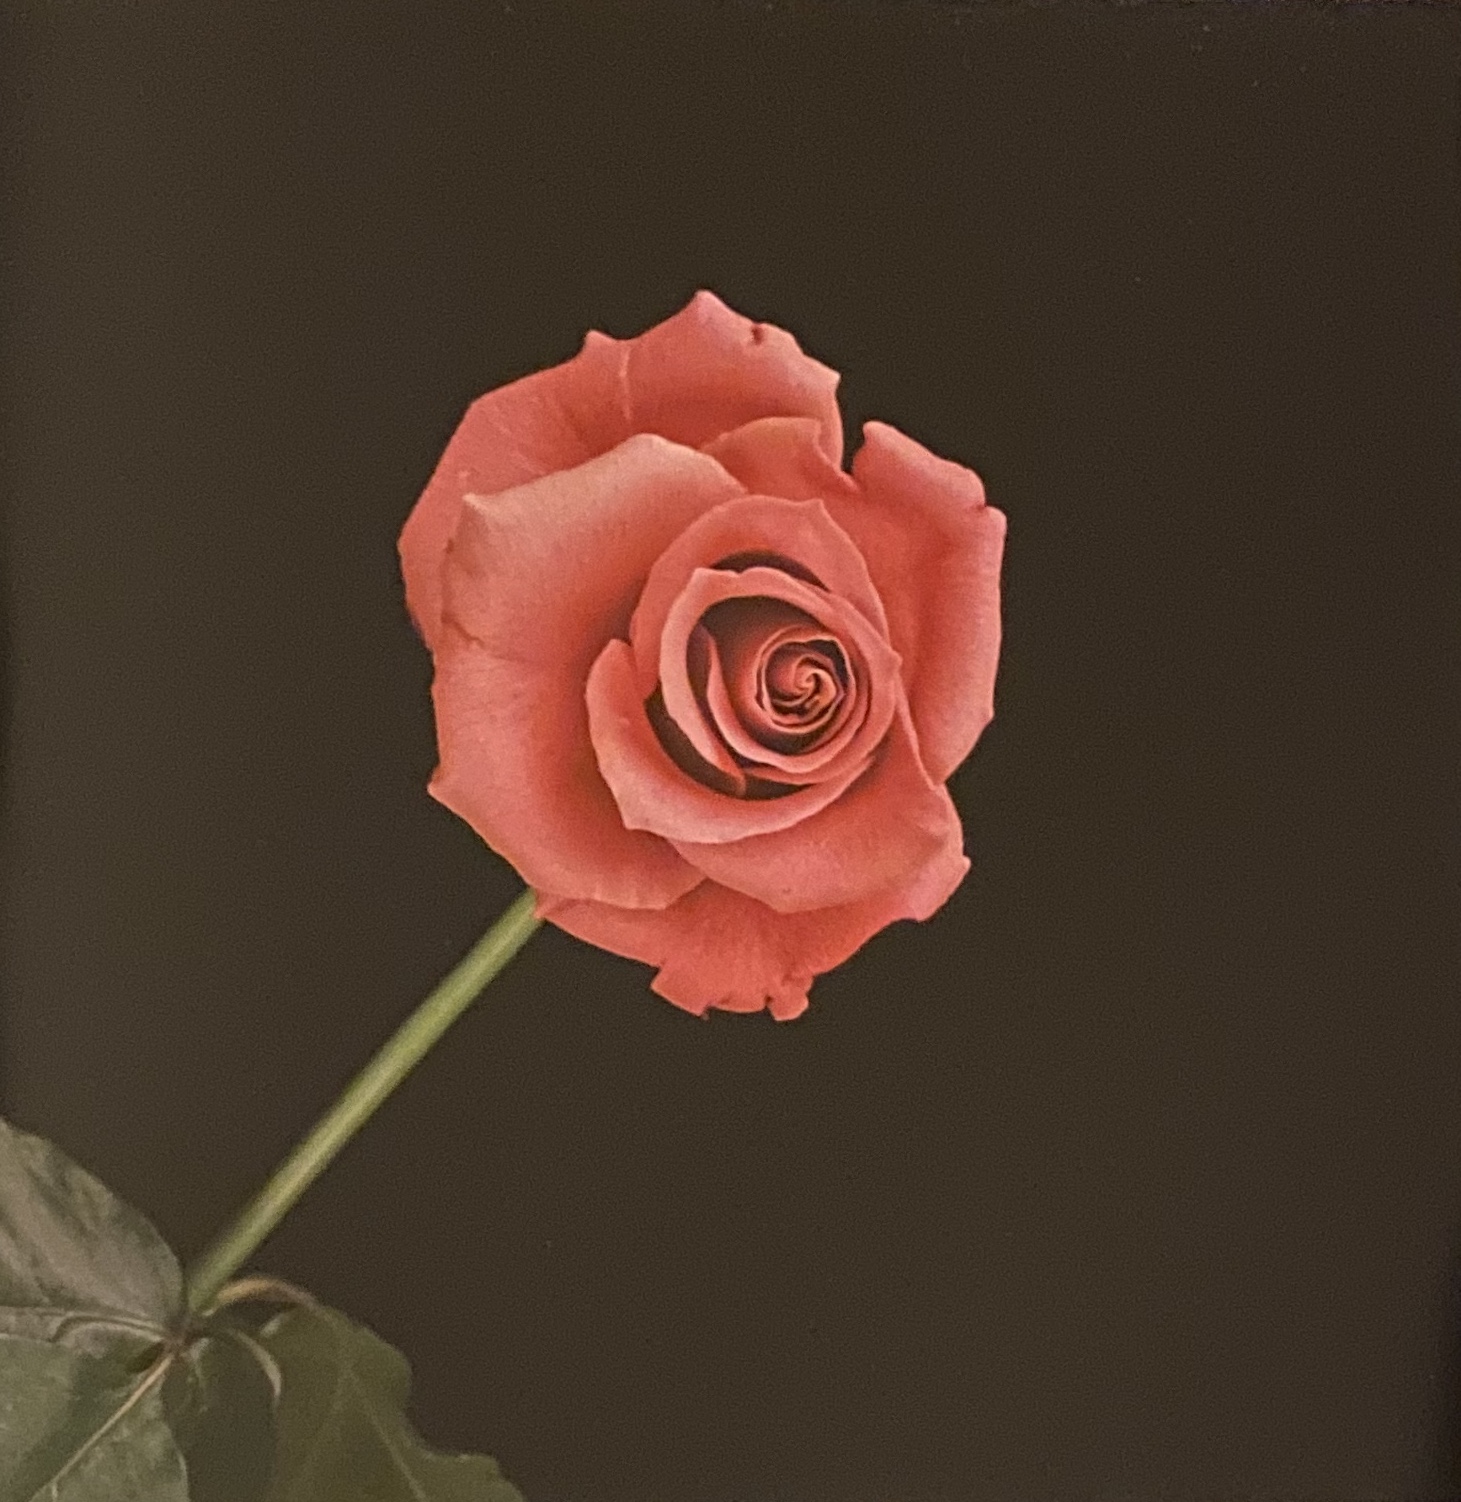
[442,435,743,653]
[430,435,746,907]
[624,290,843,465]
[401,328,629,653]
[400,293,843,652]
[841,423,1006,782]
[668,698,966,914]
[537,836,969,1021]
[430,630,703,908]
[705,416,1007,784]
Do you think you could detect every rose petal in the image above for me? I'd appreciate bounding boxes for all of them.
[400,328,630,653]
[401,294,843,654]
[624,290,843,464]
[668,696,965,914]
[659,566,895,784]
[537,835,969,1021]
[430,630,703,907]
[628,493,891,700]
[430,434,745,907]
[838,422,1007,782]
[645,671,747,796]
[654,614,752,791]
[701,415,862,503]
[705,417,1008,784]
[586,637,870,844]
[443,434,743,659]
[652,626,748,794]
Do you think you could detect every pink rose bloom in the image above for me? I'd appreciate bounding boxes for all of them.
[399,291,1005,1020]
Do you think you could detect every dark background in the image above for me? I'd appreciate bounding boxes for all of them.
[3,2,1459,1499]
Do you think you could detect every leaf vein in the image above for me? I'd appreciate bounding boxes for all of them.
[23,1346,175,1502]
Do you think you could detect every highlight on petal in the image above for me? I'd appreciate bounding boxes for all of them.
[537,833,969,1022]
[623,290,844,464]
[399,327,631,653]
[429,434,745,908]
[668,697,965,914]
[830,421,1007,783]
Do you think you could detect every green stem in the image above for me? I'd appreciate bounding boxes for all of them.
[184,886,542,1315]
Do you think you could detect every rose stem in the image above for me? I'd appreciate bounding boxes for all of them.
[183,886,542,1315]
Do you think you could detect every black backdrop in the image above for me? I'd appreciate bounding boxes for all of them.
[3,3,1459,1499]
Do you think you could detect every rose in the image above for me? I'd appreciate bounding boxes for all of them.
[399,291,1005,1020]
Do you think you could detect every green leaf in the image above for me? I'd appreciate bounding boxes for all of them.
[0,1115,278,1502]
[0,1335,189,1502]
[162,1328,280,1502]
[0,1116,523,1501]
[254,1304,526,1502]
[0,1113,182,1343]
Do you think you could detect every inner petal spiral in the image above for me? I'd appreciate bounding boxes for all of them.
[762,640,845,726]
[647,562,901,804]
[700,596,858,762]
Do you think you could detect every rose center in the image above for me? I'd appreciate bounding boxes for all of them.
[645,569,880,803]
[760,640,846,731]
